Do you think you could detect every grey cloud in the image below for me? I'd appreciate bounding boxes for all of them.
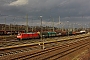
[1,0,90,16]
[0,0,90,27]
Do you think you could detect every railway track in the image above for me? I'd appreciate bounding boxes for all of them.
[0,34,89,59]
[0,35,16,41]
[0,36,89,60]
[19,40,89,60]
[0,33,89,48]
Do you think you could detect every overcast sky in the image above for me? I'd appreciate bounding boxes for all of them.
[0,0,90,28]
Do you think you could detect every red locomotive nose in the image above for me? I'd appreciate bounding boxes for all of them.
[17,35,21,38]
[17,33,22,40]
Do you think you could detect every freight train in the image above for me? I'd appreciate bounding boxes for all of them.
[17,32,57,40]
[17,30,87,40]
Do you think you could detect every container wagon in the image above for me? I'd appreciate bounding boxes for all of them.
[42,32,57,38]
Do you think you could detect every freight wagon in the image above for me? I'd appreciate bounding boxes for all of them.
[17,32,40,40]
[60,31,68,36]
[42,32,57,38]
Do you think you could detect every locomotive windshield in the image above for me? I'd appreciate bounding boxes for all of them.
[18,34,21,36]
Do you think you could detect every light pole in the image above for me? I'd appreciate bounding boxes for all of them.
[59,16,61,31]
[40,16,43,36]
[32,18,33,32]
[67,21,69,36]
[4,18,6,35]
[40,16,43,40]
[26,14,28,33]
[52,18,54,32]
[40,16,44,49]
[73,23,75,32]
[13,17,15,35]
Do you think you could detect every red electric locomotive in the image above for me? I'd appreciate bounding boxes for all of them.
[17,32,40,40]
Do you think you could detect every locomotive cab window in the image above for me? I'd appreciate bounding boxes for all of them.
[18,34,21,36]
